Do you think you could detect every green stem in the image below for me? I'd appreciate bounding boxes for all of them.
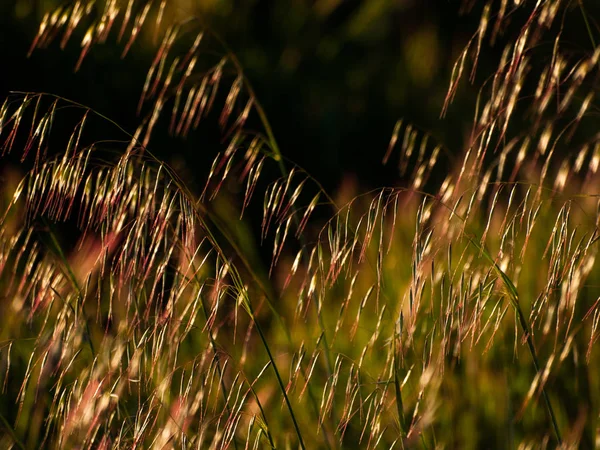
[466,235,562,445]
[578,0,597,49]
[197,291,241,450]
[196,283,277,449]
[162,159,319,449]
[220,38,338,427]
[248,302,306,450]
[205,31,337,448]
[514,304,562,445]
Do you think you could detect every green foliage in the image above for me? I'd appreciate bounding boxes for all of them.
[1,1,600,449]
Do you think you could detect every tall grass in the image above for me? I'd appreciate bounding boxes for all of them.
[1,1,600,448]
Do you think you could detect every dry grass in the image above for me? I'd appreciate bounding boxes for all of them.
[1,0,600,448]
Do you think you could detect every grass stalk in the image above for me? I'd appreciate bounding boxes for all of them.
[246,301,306,450]
[200,27,338,448]
[578,0,597,49]
[464,234,563,445]
[214,31,336,381]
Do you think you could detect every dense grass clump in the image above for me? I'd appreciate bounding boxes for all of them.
[1,1,600,448]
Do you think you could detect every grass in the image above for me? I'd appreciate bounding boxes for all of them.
[1,0,600,448]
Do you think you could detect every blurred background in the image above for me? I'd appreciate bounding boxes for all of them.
[0,0,488,194]
[1,0,598,192]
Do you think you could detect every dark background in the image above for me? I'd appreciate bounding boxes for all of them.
[0,0,598,193]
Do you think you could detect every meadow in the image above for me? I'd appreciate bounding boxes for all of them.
[1,1,600,448]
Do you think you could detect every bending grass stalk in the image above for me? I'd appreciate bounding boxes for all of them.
[200,205,291,339]
[192,197,328,449]
[578,0,597,49]
[464,234,563,445]
[160,129,333,447]
[219,45,340,445]
[201,198,334,447]
[196,287,276,449]
[419,190,564,444]
[238,95,338,446]
[181,194,304,448]
[244,300,307,450]
[242,365,277,450]
[221,36,337,380]
[11,84,322,447]
[197,291,242,450]
[172,24,338,447]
